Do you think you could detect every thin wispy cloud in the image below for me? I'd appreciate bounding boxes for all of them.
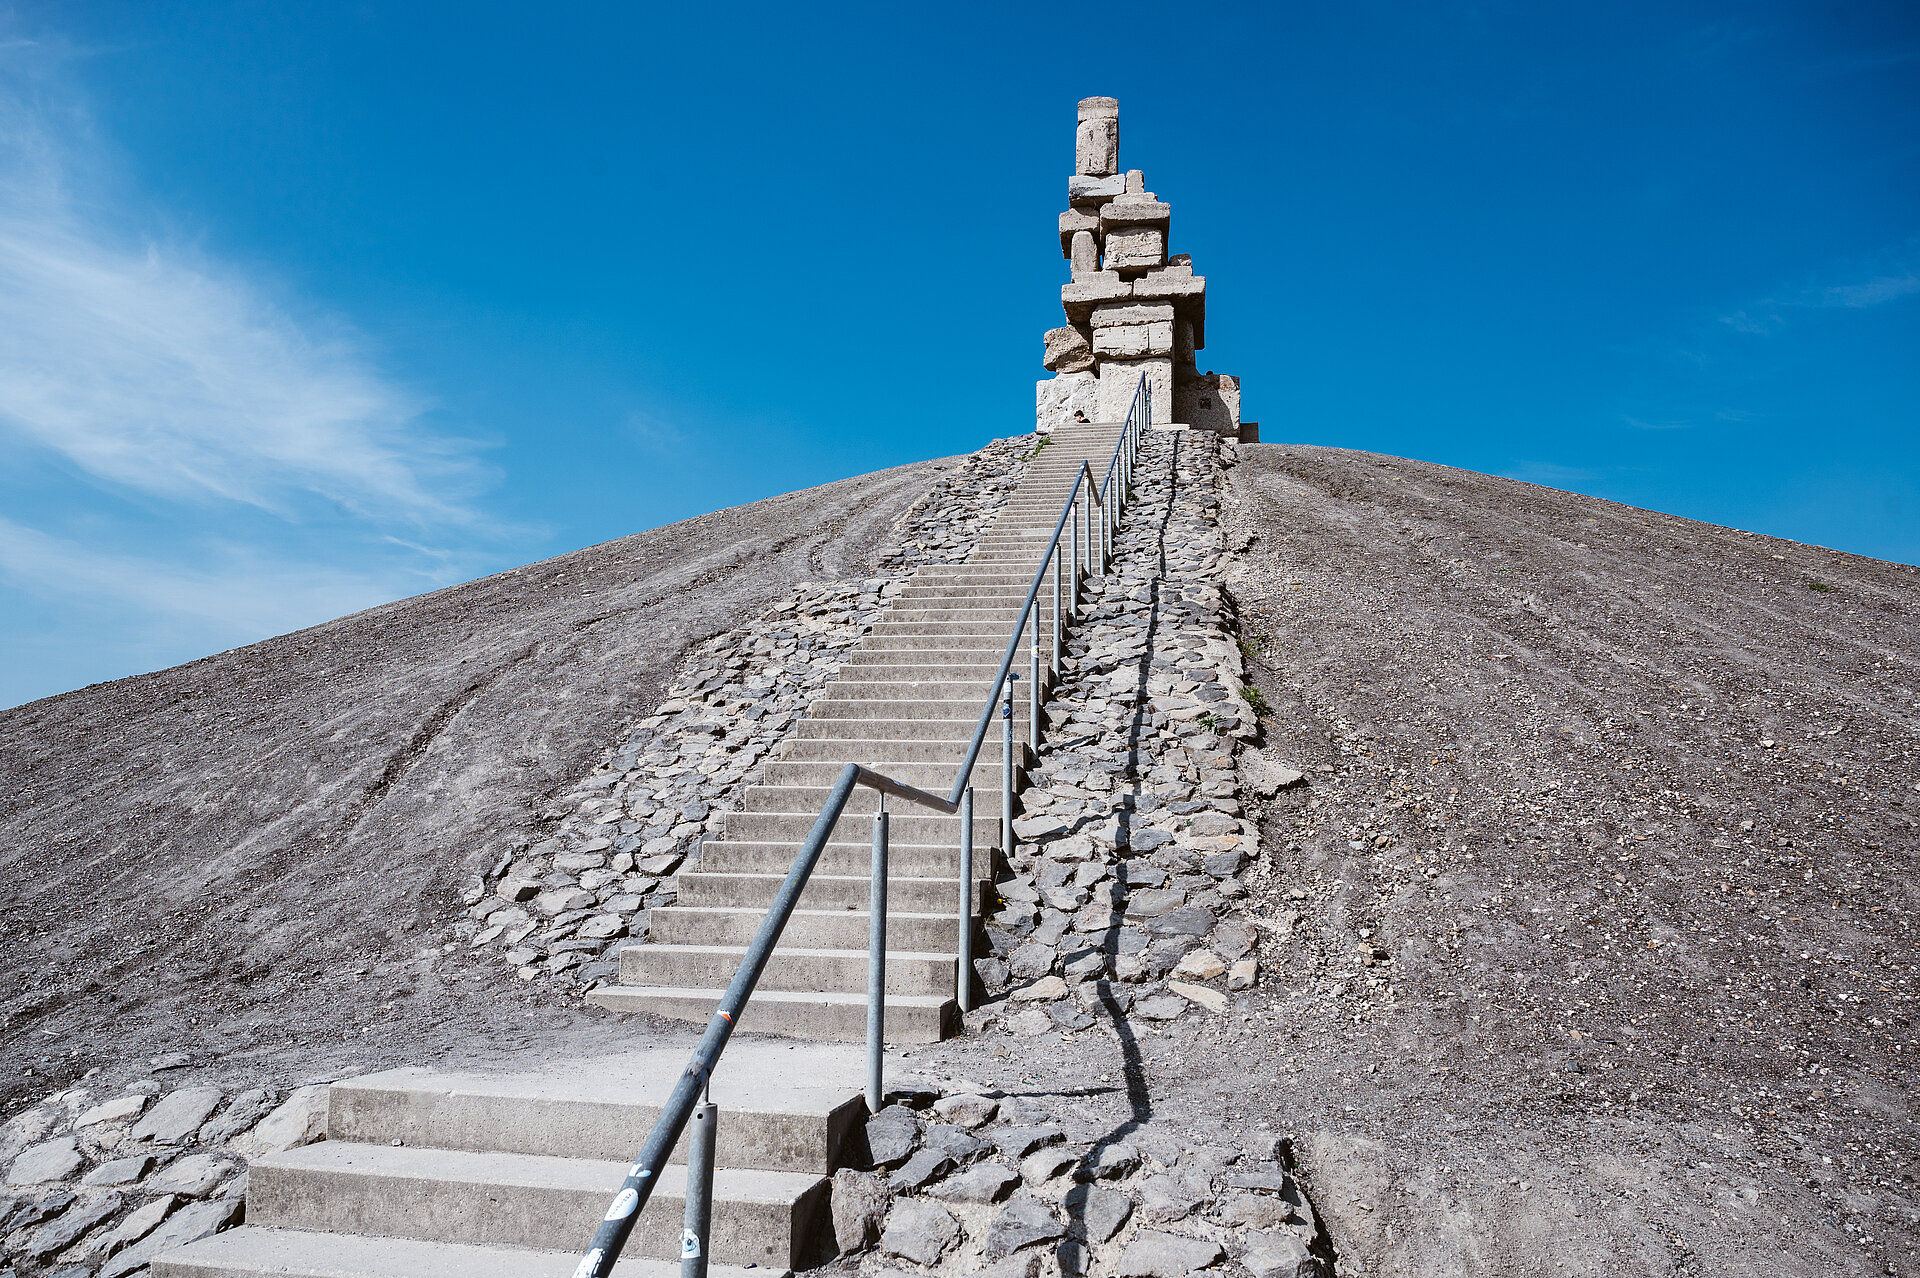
[0,516,403,639]
[1719,247,1920,334]
[0,55,487,524]
[1816,273,1920,309]
[0,35,513,707]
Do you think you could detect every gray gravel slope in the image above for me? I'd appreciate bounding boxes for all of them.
[1221,443,1919,1278]
[0,456,956,1113]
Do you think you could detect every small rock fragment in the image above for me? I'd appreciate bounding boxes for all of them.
[7,1137,82,1186]
[130,1087,224,1144]
[245,1085,329,1156]
[865,1105,921,1168]
[1020,1145,1078,1185]
[985,1192,1067,1258]
[890,1148,954,1193]
[879,1198,961,1266]
[1241,1227,1320,1278]
[75,1095,148,1128]
[1066,1182,1134,1241]
[1172,949,1227,981]
[829,1168,889,1255]
[1170,980,1229,1012]
[931,1093,998,1130]
[1117,1229,1226,1278]
[928,1160,1020,1203]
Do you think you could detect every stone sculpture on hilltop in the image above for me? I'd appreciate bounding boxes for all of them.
[1037,96,1247,438]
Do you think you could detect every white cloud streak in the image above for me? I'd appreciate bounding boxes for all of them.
[1719,251,1920,334]
[0,516,400,639]
[0,35,512,702]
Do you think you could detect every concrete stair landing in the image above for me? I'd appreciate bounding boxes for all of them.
[590,422,1126,1042]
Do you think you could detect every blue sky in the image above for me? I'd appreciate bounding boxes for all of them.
[1,2,1915,708]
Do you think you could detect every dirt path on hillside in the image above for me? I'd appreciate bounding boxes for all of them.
[1213,443,1920,1276]
[0,458,955,1117]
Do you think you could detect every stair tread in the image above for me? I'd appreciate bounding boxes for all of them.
[637,942,956,959]
[261,1141,820,1203]
[604,986,951,1007]
[329,1043,860,1119]
[658,904,956,920]
[681,870,964,885]
[151,1226,780,1278]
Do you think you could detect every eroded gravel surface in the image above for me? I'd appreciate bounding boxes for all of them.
[1212,443,1920,1277]
[0,459,956,1118]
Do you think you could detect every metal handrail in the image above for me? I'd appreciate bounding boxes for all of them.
[576,377,1151,1278]
[944,374,1150,808]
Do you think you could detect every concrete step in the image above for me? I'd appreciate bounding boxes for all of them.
[963,554,1081,567]
[319,1045,863,1172]
[815,678,1034,704]
[760,759,1019,792]
[862,621,1036,638]
[650,905,960,952]
[739,782,1009,817]
[623,943,956,997]
[676,870,987,915]
[899,577,1073,592]
[694,839,994,880]
[890,582,1058,595]
[799,698,1029,723]
[721,810,997,847]
[246,1142,827,1267]
[770,733,1025,765]
[882,603,1060,621]
[855,636,1027,654]
[823,660,1028,681]
[790,730,1029,760]
[152,1226,779,1278]
[588,986,958,1045]
[780,723,1032,763]
[823,667,1050,694]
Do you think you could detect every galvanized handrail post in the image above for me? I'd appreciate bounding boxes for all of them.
[1069,489,1080,612]
[957,787,973,1011]
[1000,673,1016,861]
[866,797,888,1115]
[1082,474,1092,577]
[1029,643,1039,753]
[1051,542,1062,669]
[681,1097,716,1278]
[1105,477,1121,568]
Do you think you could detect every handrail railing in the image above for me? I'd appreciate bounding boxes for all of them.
[575,376,1151,1278]
[945,373,1149,811]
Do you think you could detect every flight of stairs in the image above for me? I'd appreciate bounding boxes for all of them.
[155,1040,866,1278]
[590,422,1127,1043]
[152,424,1131,1278]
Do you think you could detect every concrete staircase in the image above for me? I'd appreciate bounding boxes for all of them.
[155,1042,865,1278]
[590,423,1126,1043]
[152,425,1129,1278]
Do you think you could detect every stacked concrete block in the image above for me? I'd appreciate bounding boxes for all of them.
[1042,325,1094,374]
[1075,95,1119,176]
[1173,372,1241,437]
[1036,371,1098,432]
[1099,357,1172,423]
[1034,98,1247,438]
